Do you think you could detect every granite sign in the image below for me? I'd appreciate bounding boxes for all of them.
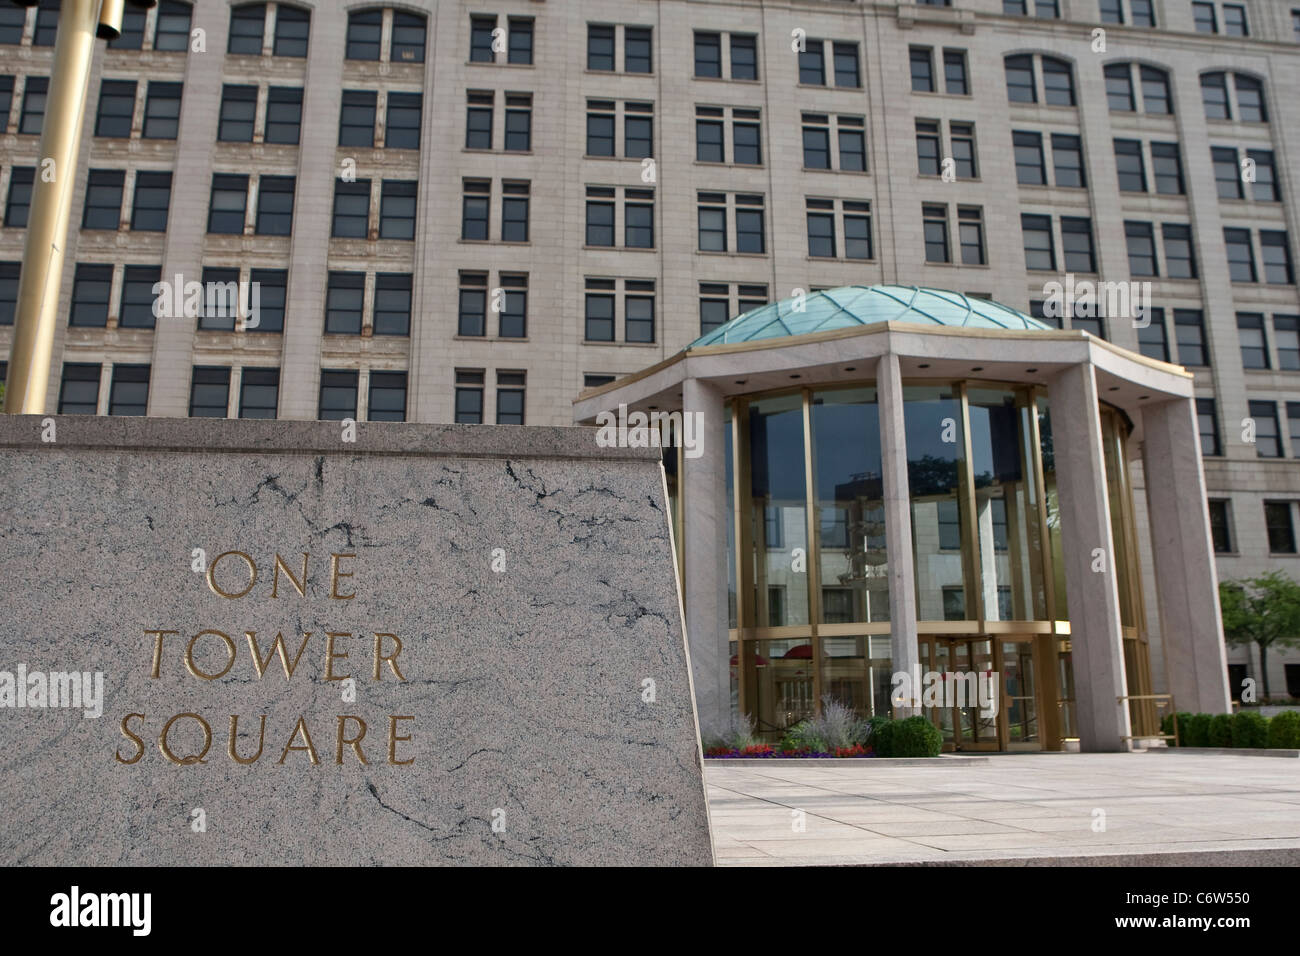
[0,417,713,866]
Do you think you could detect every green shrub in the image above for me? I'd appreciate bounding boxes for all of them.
[1230,711,1269,749]
[1267,711,1300,749]
[808,697,871,750]
[779,720,829,754]
[1208,713,1233,747]
[884,715,943,758]
[1161,712,1192,746]
[867,715,894,756]
[1184,713,1212,747]
[701,711,757,752]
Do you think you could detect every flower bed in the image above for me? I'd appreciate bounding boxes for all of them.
[704,744,875,759]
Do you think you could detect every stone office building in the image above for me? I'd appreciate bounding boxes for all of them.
[0,0,1297,711]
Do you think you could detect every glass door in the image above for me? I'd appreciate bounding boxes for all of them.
[1000,639,1039,750]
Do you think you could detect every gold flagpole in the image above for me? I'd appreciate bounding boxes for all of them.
[0,0,148,413]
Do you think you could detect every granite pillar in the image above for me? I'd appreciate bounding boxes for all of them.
[1141,397,1232,715]
[1047,363,1132,751]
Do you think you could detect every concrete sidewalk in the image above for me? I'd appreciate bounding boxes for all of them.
[706,752,1300,866]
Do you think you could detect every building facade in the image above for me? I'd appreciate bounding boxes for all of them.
[1,0,1298,698]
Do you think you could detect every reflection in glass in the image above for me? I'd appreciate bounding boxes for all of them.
[725,411,737,628]
[749,395,809,626]
[820,635,893,719]
[810,387,887,624]
[904,386,966,621]
[753,638,814,735]
[1038,396,1068,619]
[1002,640,1038,747]
[1101,410,1136,627]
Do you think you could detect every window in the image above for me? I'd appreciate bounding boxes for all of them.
[944,50,969,95]
[368,372,407,422]
[1276,316,1300,371]
[1237,313,1269,369]
[802,113,830,169]
[734,194,764,254]
[130,169,171,232]
[1264,502,1295,553]
[1114,139,1145,192]
[153,1,193,52]
[1124,221,1156,276]
[1290,403,1300,458]
[502,181,529,242]
[806,199,835,258]
[96,80,136,138]
[250,268,285,333]
[1137,309,1168,361]
[625,26,651,73]
[1139,67,1171,115]
[588,100,615,156]
[1261,232,1294,285]
[458,272,486,336]
[1224,228,1256,281]
[1050,134,1085,188]
[1222,4,1247,35]
[731,34,757,80]
[5,167,34,227]
[461,179,489,240]
[625,188,655,249]
[1207,500,1232,553]
[958,207,985,265]
[255,175,295,236]
[1246,150,1278,202]
[239,368,279,419]
[1004,55,1034,103]
[923,204,950,263]
[0,262,16,326]
[1234,75,1266,123]
[318,370,358,422]
[82,170,124,230]
[1197,398,1221,455]
[799,41,825,86]
[70,264,112,327]
[218,85,257,142]
[108,365,149,417]
[844,202,872,260]
[625,281,655,343]
[1014,132,1045,185]
[1021,214,1055,271]
[697,192,726,252]
[833,42,860,88]
[1161,223,1196,279]
[1100,0,1123,23]
[198,267,240,331]
[699,284,730,334]
[274,6,309,57]
[950,122,977,179]
[1105,63,1134,112]
[346,9,381,60]
[1253,406,1282,457]
[1175,309,1209,366]
[495,371,525,425]
[916,120,940,176]
[331,179,370,238]
[118,265,159,329]
[504,94,531,151]
[469,15,494,63]
[732,109,760,165]
[378,180,416,240]
[0,6,26,45]
[1201,73,1229,120]
[0,77,11,128]
[324,271,364,334]
[498,274,527,338]
[1042,57,1075,106]
[59,364,101,415]
[1061,217,1096,272]
[838,117,866,172]
[20,77,48,135]
[584,280,615,341]
[694,31,721,78]
[208,174,248,234]
[189,367,230,418]
[228,4,266,55]
[588,24,615,71]
[339,90,377,147]
[265,87,303,145]
[912,47,935,93]
[1150,142,1184,194]
[390,11,426,63]
[32,1,55,47]
[586,186,615,246]
[626,102,655,159]
[505,15,536,66]
[465,90,493,149]
[1193,1,1217,32]
[1212,146,1242,199]
[455,370,484,424]
[372,274,412,336]
[142,80,180,137]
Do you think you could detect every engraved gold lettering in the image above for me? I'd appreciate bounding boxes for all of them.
[329,553,356,600]
[185,630,237,680]
[324,633,350,681]
[335,715,368,765]
[245,631,312,680]
[387,715,414,765]
[271,552,309,598]
[116,713,146,764]
[227,714,267,765]
[159,712,213,765]
[279,716,320,764]
[206,550,258,599]
[372,633,406,681]
[146,630,180,678]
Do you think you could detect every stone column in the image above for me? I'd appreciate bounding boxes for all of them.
[1141,397,1231,715]
[681,377,730,737]
[877,351,920,715]
[1047,362,1132,751]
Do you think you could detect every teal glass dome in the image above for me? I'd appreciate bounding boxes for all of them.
[689,285,1053,348]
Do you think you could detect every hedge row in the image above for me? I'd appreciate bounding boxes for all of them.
[1161,710,1300,749]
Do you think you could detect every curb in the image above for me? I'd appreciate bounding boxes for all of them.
[1146,746,1300,758]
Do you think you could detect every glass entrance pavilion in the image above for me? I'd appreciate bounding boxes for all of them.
[575,286,1232,752]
